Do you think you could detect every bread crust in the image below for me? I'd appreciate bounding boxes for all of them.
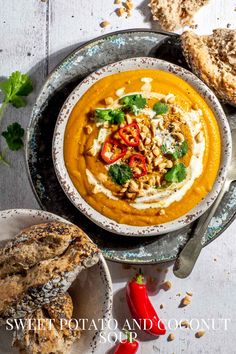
[149,0,209,31]
[181,29,236,105]
[13,293,80,354]
[0,222,82,278]
[0,222,99,320]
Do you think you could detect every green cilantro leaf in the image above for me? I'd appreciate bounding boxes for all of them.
[161,141,188,160]
[95,109,125,124]
[165,163,187,183]
[161,144,168,154]
[108,163,133,185]
[180,140,188,156]
[153,102,169,115]
[0,71,33,167]
[10,96,27,108]
[120,94,146,115]
[0,71,33,110]
[2,122,25,151]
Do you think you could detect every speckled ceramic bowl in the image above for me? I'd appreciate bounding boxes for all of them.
[0,209,113,354]
[52,57,232,237]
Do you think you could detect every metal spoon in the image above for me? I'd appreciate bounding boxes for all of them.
[173,129,236,278]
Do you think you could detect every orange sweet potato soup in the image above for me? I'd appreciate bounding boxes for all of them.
[64,69,221,226]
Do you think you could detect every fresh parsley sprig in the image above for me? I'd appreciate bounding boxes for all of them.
[95,108,125,124]
[0,122,25,166]
[120,94,147,115]
[165,163,187,183]
[2,122,24,151]
[0,71,33,121]
[0,71,33,166]
[153,102,169,115]
[161,141,188,160]
[108,163,133,185]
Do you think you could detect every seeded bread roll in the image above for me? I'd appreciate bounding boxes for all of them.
[0,222,99,320]
[0,222,81,278]
[181,29,236,105]
[13,293,80,354]
[149,0,209,31]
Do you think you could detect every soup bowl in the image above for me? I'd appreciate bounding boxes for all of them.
[52,57,231,236]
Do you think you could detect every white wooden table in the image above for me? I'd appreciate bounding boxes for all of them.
[0,1,236,353]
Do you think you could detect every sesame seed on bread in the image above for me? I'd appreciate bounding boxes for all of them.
[0,222,99,321]
[13,293,80,354]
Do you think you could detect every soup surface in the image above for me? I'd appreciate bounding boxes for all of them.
[64,69,221,226]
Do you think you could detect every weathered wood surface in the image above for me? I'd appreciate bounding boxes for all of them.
[0,1,236,353]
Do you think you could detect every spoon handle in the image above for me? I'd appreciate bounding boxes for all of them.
[173,180,230,279]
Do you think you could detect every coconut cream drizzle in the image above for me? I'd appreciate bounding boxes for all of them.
[86,169,118,200]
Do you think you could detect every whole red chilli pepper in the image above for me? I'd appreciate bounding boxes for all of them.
[126,273,166,336]
[114,331,139,354]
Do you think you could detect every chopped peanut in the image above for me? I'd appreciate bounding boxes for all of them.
[153,147,160,157]
[159,209,165,215]
[180,295,191,307]
[126,192,136,199]
[170,121,181,132]
[167,96,175,104]
[104,97,114,105]
[186,291,193,296]
[166,160,173,168]
[138,141,145,152]
[172,132,185,142]
[100,21,110,28]
[133,167,142,175]
[167,333,175,341]
[144,137,152,145]
[140,133,146,141]
[116,7,126,16]
[162,280,172,291]
[126,114,133,124]
[141,125,149,134]
[84,125,93,134]
[158,120,165,130]
[125,1,133,10]
[159,162,167,171]
[129,180,139,192]
[180,320,190,328]
[195,329,205,338]
[155,136,163,147]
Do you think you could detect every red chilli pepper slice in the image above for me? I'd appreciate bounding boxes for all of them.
[118,123,140,147]
[126,273,166,337]
[101,137,127,164]
[129,154,147,178]
[114,332,139,354]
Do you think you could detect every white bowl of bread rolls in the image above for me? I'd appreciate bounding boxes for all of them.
[0,209,112,354]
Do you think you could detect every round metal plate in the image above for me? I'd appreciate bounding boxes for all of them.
[26,29,236,264]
